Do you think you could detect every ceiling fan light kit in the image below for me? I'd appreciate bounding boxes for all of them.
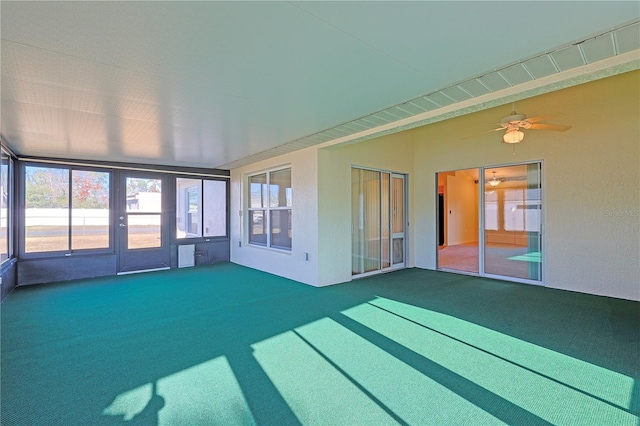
[503,129,524,144]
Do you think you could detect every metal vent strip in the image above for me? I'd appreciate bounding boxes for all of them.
[219,20,640,170]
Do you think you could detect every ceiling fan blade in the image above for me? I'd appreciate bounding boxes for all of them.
[461,127,503,140]
[525,115,552,124]
[529,123,571,132]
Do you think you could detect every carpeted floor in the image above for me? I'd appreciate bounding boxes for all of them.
[1,263,639,425]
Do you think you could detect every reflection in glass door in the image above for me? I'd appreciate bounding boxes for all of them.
[352,168,406,276]
[483,163,542,282]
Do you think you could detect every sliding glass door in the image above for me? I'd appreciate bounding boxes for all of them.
[352,168,405,276]
[437,162,543,284]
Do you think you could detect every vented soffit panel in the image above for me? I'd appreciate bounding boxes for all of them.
[220,20,640,170]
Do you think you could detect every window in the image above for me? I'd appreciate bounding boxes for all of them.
[24,165,110,253]
[0,149,13,263]
[176,178,227,239]
[248,168,291,250]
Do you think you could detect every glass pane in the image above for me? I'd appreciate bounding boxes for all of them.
[269,169,292,208]
[203,180,227,237]
[484,190,498,230]
[392,177,404,233]
[393,238,404,264]
[127,214,161,249]
[352,168,381,274]
[126,178,161,213]
[71,170,110,250]
[176,178,201,238]
[249,210,266,246]
[8,157,13,258]
[504,189,524,231]
[381,173,390,269]
[0,152,8,261]
[484,164,542,281]
[250,174,267,208]
[270,210,292,250]
[25,166,70,253]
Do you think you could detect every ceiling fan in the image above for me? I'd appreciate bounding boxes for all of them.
[490,107,571,144]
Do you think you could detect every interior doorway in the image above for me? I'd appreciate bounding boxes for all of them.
[437,169,479,273]
[437,162,543,284]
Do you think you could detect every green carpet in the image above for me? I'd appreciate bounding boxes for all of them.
[1,264,639,425]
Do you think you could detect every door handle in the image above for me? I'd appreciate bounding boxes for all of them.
[119,223,127,227]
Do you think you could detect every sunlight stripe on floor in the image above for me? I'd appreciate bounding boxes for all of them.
[103,356,256,425]
[103,383,155,421]
[369,297,635,409]
[343,302,638,426]
[157,356,256,425]
[252,330,399,425]
[296,317,505,425]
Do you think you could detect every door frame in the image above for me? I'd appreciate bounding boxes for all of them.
[390,173,406,270]
[116,170,171,274]
[436,160,545,286]
[351,166,408,278]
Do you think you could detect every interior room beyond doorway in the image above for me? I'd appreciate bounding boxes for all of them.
[437,163,543,284]
[438,169,479,273]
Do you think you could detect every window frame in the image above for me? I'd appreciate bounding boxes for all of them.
[247,166,292,251]
[0,148,14,265]
[20,162,114,258]
[175,176,229,241]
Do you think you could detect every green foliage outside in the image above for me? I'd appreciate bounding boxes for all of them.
[126,178,161,196]
[25,167,109,209]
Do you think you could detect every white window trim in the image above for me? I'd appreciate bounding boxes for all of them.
[247,167,292,251]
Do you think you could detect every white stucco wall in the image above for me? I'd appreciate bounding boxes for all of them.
[230,147,319,286]
[318,132,415,286]
[412,71,639,300]
[231,71,639,300]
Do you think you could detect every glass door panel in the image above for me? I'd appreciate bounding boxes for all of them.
[381,173,390,269]
[352,169,381,275]
[352,168,406,276]
[127,215,161,249]
[126,178,162,249]
[391,175,405,265]
[483,163,542,281]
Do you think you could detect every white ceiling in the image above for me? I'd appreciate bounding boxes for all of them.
[1,1,639,170]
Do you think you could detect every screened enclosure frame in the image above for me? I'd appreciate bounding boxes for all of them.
[19,162,115,259]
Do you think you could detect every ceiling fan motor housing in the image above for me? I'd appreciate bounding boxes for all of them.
[501,113,533,130]
[501,113,527,125]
